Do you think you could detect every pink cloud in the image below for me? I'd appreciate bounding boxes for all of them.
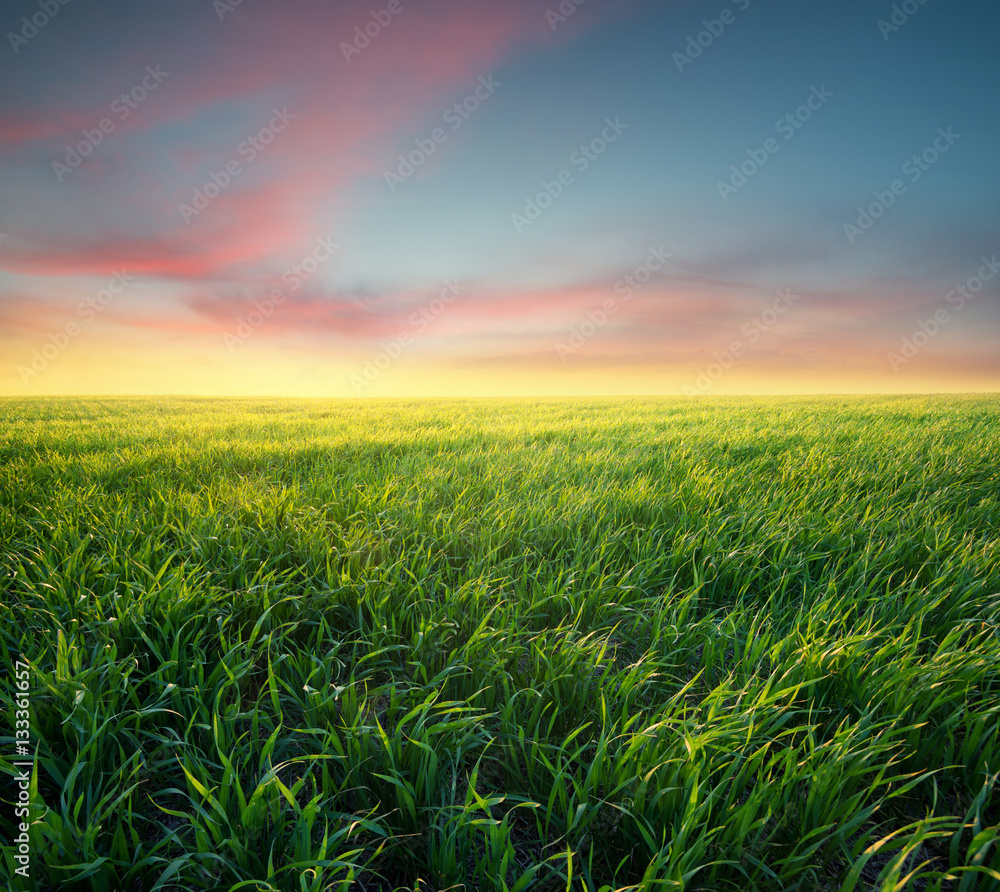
[0,0,572,283]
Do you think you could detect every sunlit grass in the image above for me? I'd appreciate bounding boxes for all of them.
[1,394,998,890]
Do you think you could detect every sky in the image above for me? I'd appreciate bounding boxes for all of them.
[0,0,998,397]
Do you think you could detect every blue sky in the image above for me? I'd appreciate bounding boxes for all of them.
[1,0,997,395]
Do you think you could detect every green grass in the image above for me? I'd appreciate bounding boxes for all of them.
[1,394,998,892]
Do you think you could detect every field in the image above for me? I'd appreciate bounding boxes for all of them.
[1,395,999,892]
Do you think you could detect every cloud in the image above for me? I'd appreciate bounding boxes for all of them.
[0,0,570,284]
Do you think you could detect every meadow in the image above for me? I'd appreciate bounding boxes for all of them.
[1,394,998,892]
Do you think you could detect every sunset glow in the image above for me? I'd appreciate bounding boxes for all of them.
[1,0,997,396]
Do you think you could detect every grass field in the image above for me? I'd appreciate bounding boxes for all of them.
[1,395,998,891]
